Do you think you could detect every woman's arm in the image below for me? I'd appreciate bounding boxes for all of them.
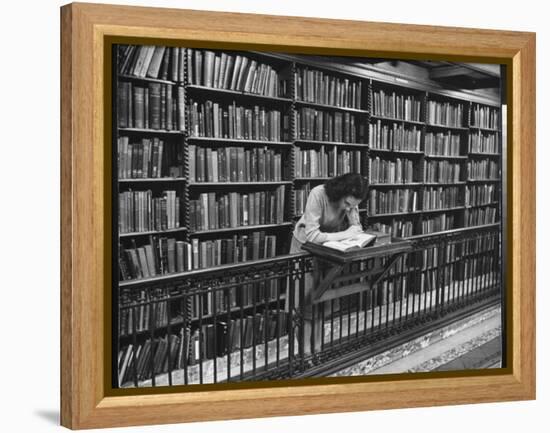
[346,205,362,228]
[323,226,363,242]
[302,189,328,243]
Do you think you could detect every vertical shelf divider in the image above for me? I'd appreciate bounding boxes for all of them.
[182,47,190,242]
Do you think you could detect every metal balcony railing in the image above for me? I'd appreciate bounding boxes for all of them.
[116,225,501,387]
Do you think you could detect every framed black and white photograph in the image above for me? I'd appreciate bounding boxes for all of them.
[60,3,535,429]
[114,44,506,388]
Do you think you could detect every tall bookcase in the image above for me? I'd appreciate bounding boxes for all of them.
[366,83,501,238]
[292,61,370,219]
[113,45,502,386]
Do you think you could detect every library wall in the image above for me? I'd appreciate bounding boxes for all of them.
[115,45,501,281]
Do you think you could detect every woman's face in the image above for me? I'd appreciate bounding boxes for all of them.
[339,195,362,212]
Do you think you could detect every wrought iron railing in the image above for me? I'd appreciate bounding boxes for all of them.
[116,225,501,387]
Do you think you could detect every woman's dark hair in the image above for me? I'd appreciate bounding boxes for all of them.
[324,173,368,203]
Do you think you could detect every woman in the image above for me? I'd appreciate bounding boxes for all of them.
[287,173,368,355]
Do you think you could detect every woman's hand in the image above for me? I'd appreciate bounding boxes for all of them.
[343,224,364,239]
[322,224,364,243]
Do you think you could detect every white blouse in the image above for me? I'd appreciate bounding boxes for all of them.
[292,184,361,245]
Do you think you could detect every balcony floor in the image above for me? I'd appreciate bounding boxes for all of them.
[329,303,502,377]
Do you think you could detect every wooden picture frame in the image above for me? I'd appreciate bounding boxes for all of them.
[60,2,535,429]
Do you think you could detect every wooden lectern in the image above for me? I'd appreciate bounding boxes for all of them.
[301,238,413,304]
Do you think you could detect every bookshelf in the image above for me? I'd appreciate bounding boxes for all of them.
[113,44,502,386]
[365,82,501,239]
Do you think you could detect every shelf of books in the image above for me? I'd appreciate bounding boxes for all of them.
[292,61,369,217]
[365,82,501,240]
[114,45,502,387]
[116,46,188,288]
[115,46,299,386]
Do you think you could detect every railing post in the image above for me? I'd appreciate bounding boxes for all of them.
[287,257,297,377]
[434,237,444,316]
[298,256,306,370]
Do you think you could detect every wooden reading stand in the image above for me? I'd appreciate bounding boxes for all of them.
[301,238,413,304]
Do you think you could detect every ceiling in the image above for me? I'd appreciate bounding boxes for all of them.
[396,60,501,90]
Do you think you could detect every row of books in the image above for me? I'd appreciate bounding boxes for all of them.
[368,189,419,215]
[417,240,490,270]
[471,104,499,129]
[118,334,179,385]
[118,45,185,82]
[189,232,278,269]
[119,229,280,281]
[461,235,498,254]
[418,245,443,269]
[424,131,462,156]
[369,157,416,184]
[369,220,414,238]
[188,100,287,142]
[119,281,282,337]
[426,100,465,127]
[188,145,284,183]
[188,188,286,231]
[376,277,409,304]
[459,256,497,279]
[372,90,422,121]
[468,132,499,154]
[196,311,288,359]
[381,254,409,278]
[295,107,365,143]
[421,214,456,234]
[118,310,289,385]
[424,161,461,184]
[465,207,497,226]
[465,185,498,206]
[119,289,171,336]
[466,160,499,180]
[440,241,459,263]
[422,186,461,210]
[440,241,495,271]
[189,49,286,97]
[294,147,363,178]
[119,190,180,234]
[294,183,312,216]
[368,187,465,214]
[368,210,498,239]
[187,281,282,319]
[119,237,192,281]
[117,82,185,131]
[118,45,186,82]
[349,232,495,270]
[369,121,422,152]
[117,137,183,179]
[294,67,364,109]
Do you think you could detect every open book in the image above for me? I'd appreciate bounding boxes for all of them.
[322,232,377,252]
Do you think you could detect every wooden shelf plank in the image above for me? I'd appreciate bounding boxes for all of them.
[370,114,425,126]
[295,99,369,114]
[118,127,185,135]
[369,148,423,155]
[119,178,186,183]
[186,84,293,103]
[187,136,293,146]
[294,139,368,148]
[189,222,294,236]
[118,73,180,86]
[189,181,292,186]
[119,227,187,238]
